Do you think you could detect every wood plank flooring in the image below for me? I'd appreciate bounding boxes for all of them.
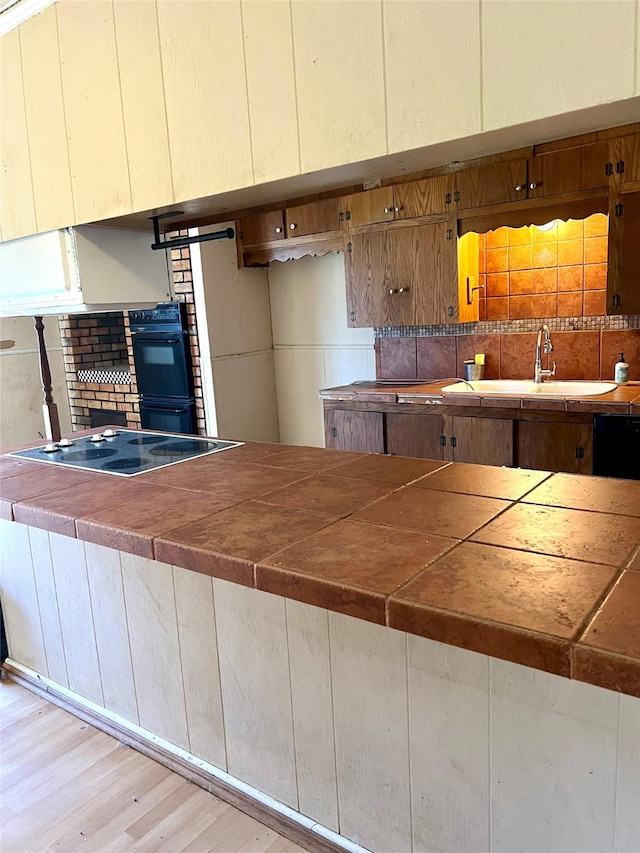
[0,679,305,853]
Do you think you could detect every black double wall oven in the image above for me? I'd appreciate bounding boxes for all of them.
[128,302,196,434]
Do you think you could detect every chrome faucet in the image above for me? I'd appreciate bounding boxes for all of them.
[534,324,556,383]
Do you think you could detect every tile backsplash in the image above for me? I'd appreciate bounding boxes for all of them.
[479,214,608,321]
[376,329,640,383]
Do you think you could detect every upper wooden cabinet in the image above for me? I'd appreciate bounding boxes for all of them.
[239,210,285,245]
[344,187,395,227]
[346,219,457,328]
[285,198,341,237]
[527,142,609,199]
[619,133,640,190]
[394,175,453,219]
[455,160,528,210]
[607,189,640,315]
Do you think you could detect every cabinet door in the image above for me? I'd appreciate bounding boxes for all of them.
[515,421,592,474]
[528,142,609,199]
[455,160,528,210]
[239,210,285,245]
[410,220,458,325]
[620,133,640,190]
[386,413,445,460]
[324,409,384,453]
[448,416,514,466]
[285,198,341,237]
[345,187,395,226]
[394,175,452,219]
[607,190,640,315]
[346,229,413,327]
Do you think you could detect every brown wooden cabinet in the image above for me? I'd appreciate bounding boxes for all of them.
[619,133,640,190]
[285,198,341,237]
[528,142,609,199]
[445,415,514,466]
[394,175,453,219]
[323,408,384,453]
[346,220,457,327]
[455,160,528,210]
[386,412,445,459]
[515,421,592,474]
[344,187,395,227]
[607,189,640,315]
[238,210,285,245]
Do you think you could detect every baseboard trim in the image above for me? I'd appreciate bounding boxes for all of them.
[3,660,368,853]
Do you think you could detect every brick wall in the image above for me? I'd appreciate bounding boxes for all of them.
[59,232,206,435]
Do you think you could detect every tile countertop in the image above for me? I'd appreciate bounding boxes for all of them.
[1,431,639,699]
[319,380,640,412]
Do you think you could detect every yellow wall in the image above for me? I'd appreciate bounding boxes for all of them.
[1,0,639,241]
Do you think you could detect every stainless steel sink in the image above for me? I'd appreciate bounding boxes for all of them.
[441,380,617,397]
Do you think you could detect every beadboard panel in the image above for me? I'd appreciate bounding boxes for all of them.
[27,526,68,687]
[482,1,637,131]
[329,613,411,853]
[285,600,338,831]
[291,0,387,172]
[113,0,174,212]
[408,636,490,853]
[173,567,227,771]
[241,0,300,184]
[19,5,74,232]
[48,533,103,706]
[120,552,189,750]
[56,0,132,224]
[0,29,36,240]
[490,659,619,853]
[0,520,46,675]
[384,0,481,153]
[616,693,640,853]
[214,580,298,809]
[157,0,253,203]
[84,542,138,723]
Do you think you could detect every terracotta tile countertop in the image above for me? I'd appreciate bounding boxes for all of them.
[319,380,640,413]
[1,432,639,699]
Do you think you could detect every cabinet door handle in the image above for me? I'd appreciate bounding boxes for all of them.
[398,287,409,293]
[394,206,402,212]
[388,288,398,295]
[529,182,539,190]
[275,226,283,234]
[515,184,525,192]
[384,206,393,213]
[289,223,297,230]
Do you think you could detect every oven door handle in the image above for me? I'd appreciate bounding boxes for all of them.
[133,336,183,344]
[145,404,186,413]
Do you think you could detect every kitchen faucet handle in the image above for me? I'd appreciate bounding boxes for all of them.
[550,361,557,376]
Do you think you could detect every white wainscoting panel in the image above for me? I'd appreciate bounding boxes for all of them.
[615,693,640,852]
[408,635,490,853]
[329,613,411,853]
[490,658,619,853]
[27,525,67,686]
[0,519,47,675]
[48,532,103,705]
[214,580,298,809]
[173,566,227,771]
[84,541,138,722]
[286,599,338,830]
[120,552,188,750]
[210,351,280,443]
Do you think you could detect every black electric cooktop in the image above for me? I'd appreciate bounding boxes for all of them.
[8,430,243,477]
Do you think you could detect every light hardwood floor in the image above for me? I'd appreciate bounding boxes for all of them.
[0,679,305,853]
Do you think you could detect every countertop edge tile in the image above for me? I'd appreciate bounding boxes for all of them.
[153,538,254,588]
[76,518,154,560]
[13,503,77,538]
[572,646,640,698]
[387,598,572,678]
[255,563,387,625]
[0,499,14,521]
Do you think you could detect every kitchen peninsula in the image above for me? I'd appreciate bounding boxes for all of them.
[1,430,638,853]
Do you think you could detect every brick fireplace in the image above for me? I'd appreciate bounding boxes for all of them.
[59,231,206,434]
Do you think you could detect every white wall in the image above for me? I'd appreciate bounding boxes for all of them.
[0,315,71,446]
[268,253,375,447]
[192,226,280,443]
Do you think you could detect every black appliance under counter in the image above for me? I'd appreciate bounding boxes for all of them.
[7,430,242,477]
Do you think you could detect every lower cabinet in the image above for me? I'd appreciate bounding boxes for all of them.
[324,404,594,474]
[515,421,593,474]
[324,409,384,453]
